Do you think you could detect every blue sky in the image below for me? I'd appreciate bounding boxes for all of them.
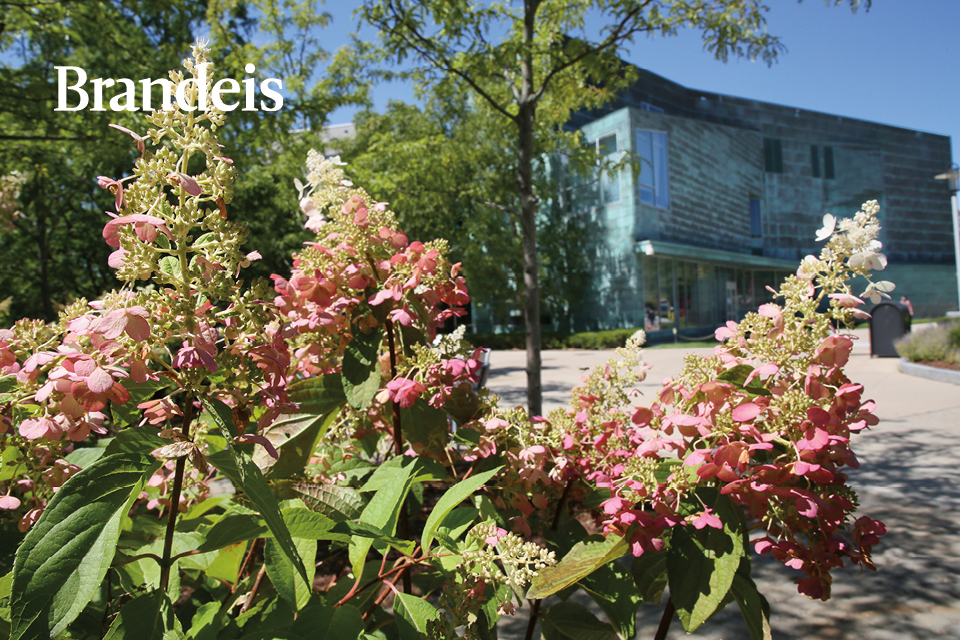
[323,0,960,170]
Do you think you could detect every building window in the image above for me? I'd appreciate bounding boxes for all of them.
[763,138,783,173]
[823,146,835,179]
[636,129,669,209]
[749,198,762,237]
[811,145,821,178]
[640,101,665,113]
[595,133,620,205]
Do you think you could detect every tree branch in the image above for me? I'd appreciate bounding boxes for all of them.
[373,1,518,123]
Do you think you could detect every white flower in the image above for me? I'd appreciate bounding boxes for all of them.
[862,280,895,304]
[849,252,887,271]
[816,214,837,241]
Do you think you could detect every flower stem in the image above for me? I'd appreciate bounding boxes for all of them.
[384,318,413,594]
[159,393,195,595]
[654,596,675,640]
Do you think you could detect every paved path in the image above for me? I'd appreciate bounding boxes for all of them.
[487,330,960,639]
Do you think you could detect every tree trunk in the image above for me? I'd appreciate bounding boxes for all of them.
[518,0,542,417]
[35,192,55,323]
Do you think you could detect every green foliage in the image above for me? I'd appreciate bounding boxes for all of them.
[102,590,175,640]
[666,489,745,633]
[526,535,628,599]
[342,325,385,410]
[421,466,502,553]
[202,397,310,584]
[394,592,441,640]
[10,453,158,639]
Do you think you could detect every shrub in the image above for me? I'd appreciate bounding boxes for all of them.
[895,324,960,364]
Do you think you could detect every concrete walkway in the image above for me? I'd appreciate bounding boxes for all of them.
[486,330,960,640]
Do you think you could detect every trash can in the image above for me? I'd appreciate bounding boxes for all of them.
[869,301,911,357]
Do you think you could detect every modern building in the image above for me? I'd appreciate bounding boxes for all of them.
[502,65,958,339]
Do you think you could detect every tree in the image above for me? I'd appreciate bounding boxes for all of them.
[0,0,364,321]
[358,0,870,416]
[338,93,592,333]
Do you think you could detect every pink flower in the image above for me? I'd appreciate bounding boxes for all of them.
[108,123,145,153]
[386,377,426,408]
[234,434,279,460]
[168,172,202,196]
[103,214,173,247]
[18,507,43,532]
[19,417,62,440]
[97,176,124,211]
[99,306,151,342]
[388,306,418,327]
[732,402,762,422]
[173,345,218,372]
[691,508,723,530]
[0,495,21,510]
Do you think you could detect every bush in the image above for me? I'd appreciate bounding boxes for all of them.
[895,323,960,364]
[467,328,642,350]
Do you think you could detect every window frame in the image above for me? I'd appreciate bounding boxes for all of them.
[635,128,670,210]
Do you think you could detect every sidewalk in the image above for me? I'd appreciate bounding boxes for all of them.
[486,332,960,639]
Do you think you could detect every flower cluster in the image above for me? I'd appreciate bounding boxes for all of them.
[275,151,471,377]
[551,202,887,600]
[0,45,285,526]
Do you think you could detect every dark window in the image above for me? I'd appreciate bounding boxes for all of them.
[823,146,835,179]
[749,198,762,237]
[764,138,783,173]
[811,145,821,178]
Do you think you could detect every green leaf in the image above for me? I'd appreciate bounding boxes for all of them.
[102,590,172,640]
[104,426,168,456]
[282,507,337,539]
[289,374,348,415]
[264,537,316,610]
[540,602,618,640]
[358,456,406,493]
[421,466,501,552]
[0,375,16,395]
[335,521,416,556]
[0,445,26,482]
[667,489,744,633]
[400,398,450,451]
[254,376,346,478]
[437,507,479,541]
[206,449,241,485]
[293,482,364,522]
[716,364,754,386]
[111,379,170,428]
[159,256,182,278]
[731,557,772,640]
[185,601,222,640]
[341,325,383,410]
[201,397,309,585]
[349,457,416,573]
[10,453,158,640]
[630,551,668,605]
[394,592,441,640]
[64,445,107,469]
[290,599,364,640]
[526,535,628,600]
[198,514,268,552]
[580,562,641,639]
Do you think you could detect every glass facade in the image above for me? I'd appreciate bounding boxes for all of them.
[641,256,791,334]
